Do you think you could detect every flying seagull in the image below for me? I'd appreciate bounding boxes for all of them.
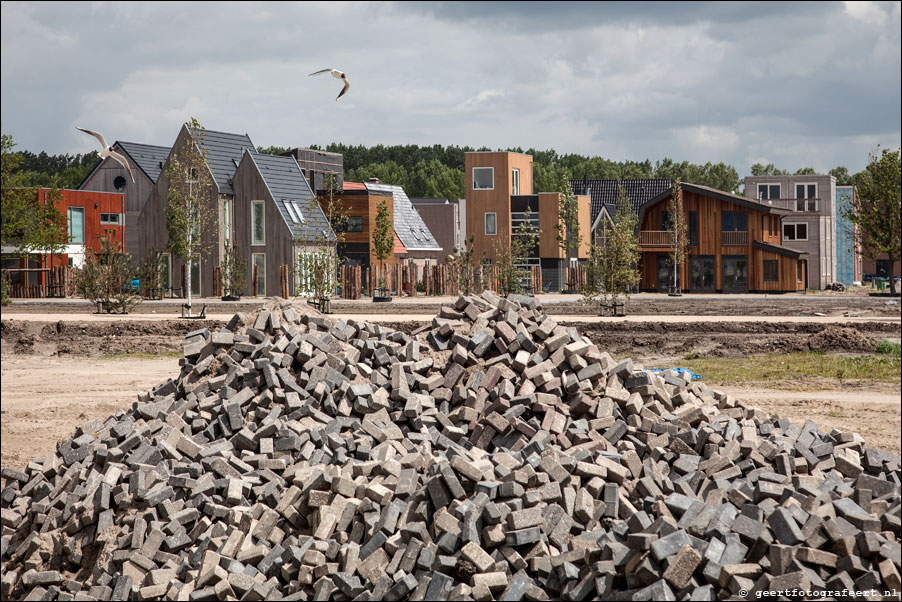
[76,126,135,183]
[309,68,350,100]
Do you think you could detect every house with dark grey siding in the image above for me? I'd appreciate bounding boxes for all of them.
[79,141,170,259]
[136,124,333,298]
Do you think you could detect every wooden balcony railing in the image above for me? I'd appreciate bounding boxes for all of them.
[639,231,672,247]
[721,231,748,246]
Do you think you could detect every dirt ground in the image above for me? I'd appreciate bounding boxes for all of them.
[2,309,900,467]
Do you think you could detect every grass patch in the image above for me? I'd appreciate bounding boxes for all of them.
[877,339,901,357]
[100,350,182,360]
[663,352,902,386]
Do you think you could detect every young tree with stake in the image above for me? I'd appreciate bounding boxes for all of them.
[583,184,640,312]
[166,119,216,316]
[371,199,394,296]
[666,178,688,295]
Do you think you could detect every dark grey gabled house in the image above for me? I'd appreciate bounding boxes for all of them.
[80,141,171,258]
[233,152,335,296]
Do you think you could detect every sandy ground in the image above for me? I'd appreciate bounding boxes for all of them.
[1,354,898,469]
[0,356,180,468]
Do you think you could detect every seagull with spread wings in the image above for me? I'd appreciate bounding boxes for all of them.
[309,68,351,100]
[76,126,135,183]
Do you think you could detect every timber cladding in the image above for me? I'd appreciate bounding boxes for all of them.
[317,191,395,267]
[465,152,533,262]
[638,188,805,293]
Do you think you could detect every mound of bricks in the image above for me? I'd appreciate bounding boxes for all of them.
[1,292,900,601]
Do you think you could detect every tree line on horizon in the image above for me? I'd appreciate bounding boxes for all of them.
[12,141,862,202]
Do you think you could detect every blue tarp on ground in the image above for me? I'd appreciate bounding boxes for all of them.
[651,367,702,381]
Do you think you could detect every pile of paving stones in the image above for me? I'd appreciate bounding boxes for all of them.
[1,292,900,601]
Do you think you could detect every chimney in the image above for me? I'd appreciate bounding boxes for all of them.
[368,176,380,184]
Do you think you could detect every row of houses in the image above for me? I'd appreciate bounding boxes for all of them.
[4,123,898,297]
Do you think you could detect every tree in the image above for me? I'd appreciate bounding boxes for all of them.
[74,235,141,313]
[829,166,852,186]
[219,242,246,299]
[847,146,901,271]
[257,145,287,156]
[297,174,343,301]
[494,208,539,295]
[554,172,582,291]
[665,179,689,294]
[371,199,394,293]
[447,234,485,295]
[1,131,69,305]
[139,246,165,299]
[165,118,216,315]
[751,163,789,176]
[583,184,640,309]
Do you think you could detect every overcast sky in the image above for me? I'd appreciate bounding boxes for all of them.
[2,1,899,174]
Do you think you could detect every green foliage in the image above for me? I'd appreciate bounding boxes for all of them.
[296,173,344,300]
[846,146,901,264]
[139,247,164,297]
[829,166,852,186]
[1,131,69,258]
[447,234,485,295]
[257,145,287,156]
[750,163,790,177]
[794,167,817,175]
[495,208,539,295]
[372,199,394,268]
[74,236,141,313]
[654,159,740,193]
[583,184,640,306]
[166,118,217,310]
[666,179,689,293]
[554,171,581,256]
[12,148,100,189]
[877,339,901,357]
[219,242,247,298]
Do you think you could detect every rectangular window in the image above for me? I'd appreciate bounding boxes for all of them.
[511,168,520,195]
[797,260,803,282]
[689,211,697,246]
[252,253,266,296]
[190,259,201,296]
[67,207,85,244]
[347,216,363,232]
[485,212,497,236]
[757,184,781,200]
[795,183,817,199]
[722,211,748,232]
[159,253,172,290]
[99,213,121,225]
[222,199,232,244]
[783,223,808,241]
[252,201,265,245]
[661,211,671,231]
[763,260,779,282]
[473,167,494,190]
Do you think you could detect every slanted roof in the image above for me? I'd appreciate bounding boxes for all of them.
[753,241,809,259]
[570,178,672,223]
[116,141,171,183]
[189,128,256,195]
[393,233,407,255]
[642,182,794,216]
[364,182,441,251]
[410,197,455,205]
[248,153,335,242]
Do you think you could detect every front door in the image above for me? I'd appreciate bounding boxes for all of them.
[722,255,748,293]
[656,254,678,293]
[690,255,715,292]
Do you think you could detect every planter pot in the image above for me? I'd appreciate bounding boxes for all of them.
[221,295,241,302]
[373,296,393,303]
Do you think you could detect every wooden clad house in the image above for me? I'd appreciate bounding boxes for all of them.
[315,181,396,268]
[465,152,591,291]
[636,183,807,293]
[136,124,333,298]
[80,141,170,260]
[1,188,125,292]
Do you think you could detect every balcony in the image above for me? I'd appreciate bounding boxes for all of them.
[639,231,672,247]
[721,231,748,246]
[757,198,820,212]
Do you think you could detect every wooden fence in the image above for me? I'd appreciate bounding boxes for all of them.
[3,266,75,299]
[334,262,552,299]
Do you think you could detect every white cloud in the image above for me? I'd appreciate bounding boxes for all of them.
[844,1,886,25]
